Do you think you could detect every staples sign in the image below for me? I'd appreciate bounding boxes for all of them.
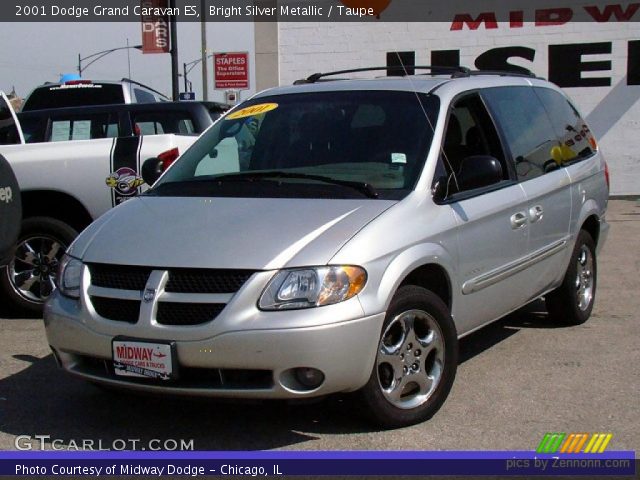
[214,52,249,90]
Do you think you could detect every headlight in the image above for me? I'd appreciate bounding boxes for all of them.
[259,266,367,310]
[58,254,82,299]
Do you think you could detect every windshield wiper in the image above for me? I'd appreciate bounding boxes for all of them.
[211,171,379,199]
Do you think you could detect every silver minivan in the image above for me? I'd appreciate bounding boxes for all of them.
[45,68,609,427]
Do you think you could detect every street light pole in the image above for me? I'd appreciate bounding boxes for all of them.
[201,0,209,101]
[182,54,213,94]
[78,45,143,77]
[169,0,179,100]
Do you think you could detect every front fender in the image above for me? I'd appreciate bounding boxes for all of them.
[356,242,459,318]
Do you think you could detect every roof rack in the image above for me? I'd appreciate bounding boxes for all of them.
[294,66,471,84]
[454,69,537,79]
[294,66,537,84]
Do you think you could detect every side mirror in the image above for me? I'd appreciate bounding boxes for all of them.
[457,155,503,191]
[141,157,163,186]
[432,176,448,202]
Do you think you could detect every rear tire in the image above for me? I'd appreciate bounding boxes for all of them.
[0,217,77,314]
[545,230,597,325]
[358,286,458,429]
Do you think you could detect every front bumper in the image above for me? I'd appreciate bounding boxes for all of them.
[44,292,385,399]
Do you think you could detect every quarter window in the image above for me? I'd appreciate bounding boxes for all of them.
[534,87,596,165]
[131,111,195,136]
[482,87,559,182]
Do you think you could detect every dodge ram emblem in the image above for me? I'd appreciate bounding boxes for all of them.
[143,288,156,303]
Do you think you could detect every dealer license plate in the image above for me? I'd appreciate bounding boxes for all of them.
[112,339,175,381]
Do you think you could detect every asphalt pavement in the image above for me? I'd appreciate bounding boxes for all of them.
[0,200,638,453]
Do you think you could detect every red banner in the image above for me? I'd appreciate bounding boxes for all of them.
[214,52,249,89]
[140,0,170,54]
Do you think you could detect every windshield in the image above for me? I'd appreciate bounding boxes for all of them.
[152,90,439,200]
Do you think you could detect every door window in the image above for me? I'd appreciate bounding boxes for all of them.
[437,94,508,196]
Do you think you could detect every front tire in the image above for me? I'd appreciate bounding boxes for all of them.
[359,286,458,429]
[0,217,78,314]
[545,230,597,325]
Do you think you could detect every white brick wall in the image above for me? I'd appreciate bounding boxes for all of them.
[278,21,640,195]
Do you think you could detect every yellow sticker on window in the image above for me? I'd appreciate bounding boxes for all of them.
[225,103,278,120]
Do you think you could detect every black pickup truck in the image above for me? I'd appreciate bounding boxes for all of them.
[17,101,229,143]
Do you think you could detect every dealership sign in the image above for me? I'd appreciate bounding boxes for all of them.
[140,0,170,54]
[214,52,249,89]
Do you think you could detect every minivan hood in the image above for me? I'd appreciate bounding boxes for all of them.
[73,196,396,269]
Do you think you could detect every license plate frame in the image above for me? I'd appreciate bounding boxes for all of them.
[112,337,178,381]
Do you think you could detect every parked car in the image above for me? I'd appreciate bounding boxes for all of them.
[44,67,609,428]
[0,99,208,312]
[21,78,169,112]
[18,101,229,144]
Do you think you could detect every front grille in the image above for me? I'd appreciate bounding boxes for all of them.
[88,264,255,294]
[88,264,151,291]
[72,355,273,390]
[91,297,140,323]
[165,269,255,294]
[156,302,225,326]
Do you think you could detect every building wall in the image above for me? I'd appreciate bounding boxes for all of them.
[277,21,640,195]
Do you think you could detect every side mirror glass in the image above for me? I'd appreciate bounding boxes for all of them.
[457,155,503,191]
[141,157,163,186]
[432,176,449,202]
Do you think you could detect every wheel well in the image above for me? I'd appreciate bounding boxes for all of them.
[21,190,93,233]
[581,215,600,245]
[399,264,452,310]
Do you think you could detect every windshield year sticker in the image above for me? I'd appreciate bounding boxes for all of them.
[391,153,407,164]
[226,103,278,120]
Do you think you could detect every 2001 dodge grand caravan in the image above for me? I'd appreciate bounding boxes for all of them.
[45,67,609,428]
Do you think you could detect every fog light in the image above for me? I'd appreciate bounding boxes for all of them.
[294,367,325,389]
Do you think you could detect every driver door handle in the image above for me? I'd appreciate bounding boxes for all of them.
[529,205,544,223]
[510,212,528,229]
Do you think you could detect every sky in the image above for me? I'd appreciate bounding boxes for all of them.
[0,21,256,103]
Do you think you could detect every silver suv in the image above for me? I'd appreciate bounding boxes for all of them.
[44,67,609,428]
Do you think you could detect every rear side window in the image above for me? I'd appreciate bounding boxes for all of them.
[482,86,559,182]
[23,84,124,110]
[49,113,119,142]
[534,87,596,165]
[17,114,46,143]
[134,88,157,104]
[131,111,195,136]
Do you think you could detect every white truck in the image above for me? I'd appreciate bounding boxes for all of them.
[0,94,199,313]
